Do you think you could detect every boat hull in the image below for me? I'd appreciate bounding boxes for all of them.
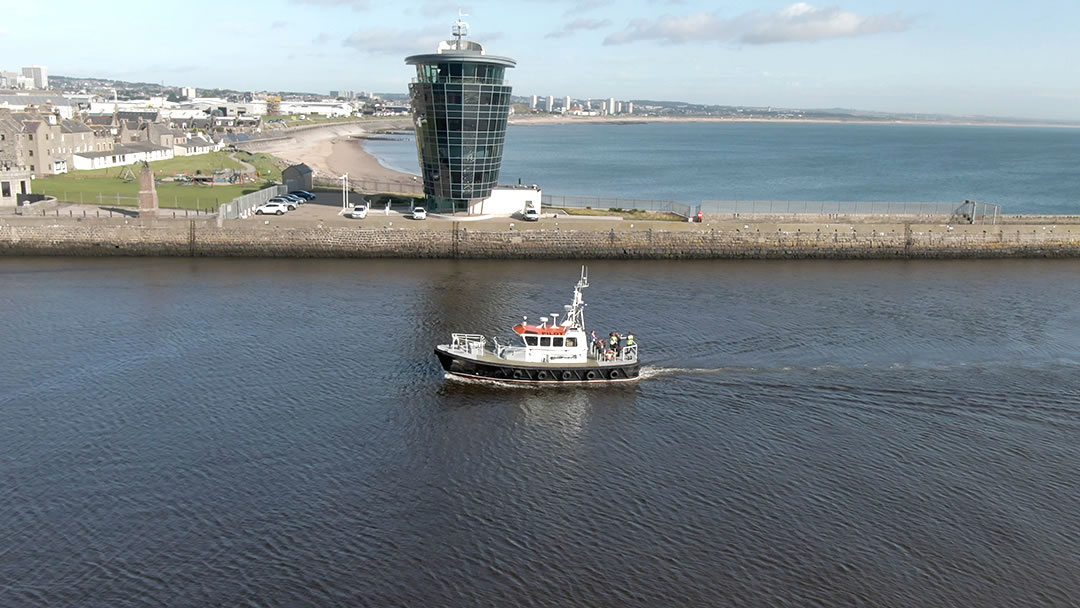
[435,346,641,384]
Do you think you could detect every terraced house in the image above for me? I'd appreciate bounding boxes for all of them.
[0,112,32,207]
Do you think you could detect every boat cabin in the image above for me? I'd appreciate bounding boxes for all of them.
[508,315,588,363]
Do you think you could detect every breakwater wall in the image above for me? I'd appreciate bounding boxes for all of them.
[3,218,1080,259]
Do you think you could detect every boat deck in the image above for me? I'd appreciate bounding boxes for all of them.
[440,345,636,369]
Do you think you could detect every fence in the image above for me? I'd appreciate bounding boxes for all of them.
[542,194,694,218]
[312,175,424,196]
[698,199,1002,224]
[218,184,287,220]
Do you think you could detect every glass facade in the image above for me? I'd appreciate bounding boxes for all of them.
[407,53,514,212]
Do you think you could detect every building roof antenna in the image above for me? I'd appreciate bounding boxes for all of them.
[452,9,469,50]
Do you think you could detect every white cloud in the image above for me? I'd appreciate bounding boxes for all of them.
[343,26,450,55]
[420,2,471,18]
[545,18,612,39]
[313,32,332,45]
[271,21,287,29]
[293,0,370,10]
[605,3,911,46]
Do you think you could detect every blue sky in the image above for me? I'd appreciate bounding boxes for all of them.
[2,0,1077,120]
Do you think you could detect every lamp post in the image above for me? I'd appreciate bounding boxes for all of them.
[341,172,348,209]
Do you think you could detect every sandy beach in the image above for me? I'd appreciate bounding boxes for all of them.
[243,119,417,186]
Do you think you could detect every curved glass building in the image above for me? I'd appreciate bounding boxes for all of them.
[406,26,515,213]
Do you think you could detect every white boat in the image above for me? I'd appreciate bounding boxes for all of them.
[434,267,641,383]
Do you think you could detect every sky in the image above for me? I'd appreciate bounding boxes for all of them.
[1,0,1078,121]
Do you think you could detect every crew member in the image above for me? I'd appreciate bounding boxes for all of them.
[626,333,635,347]
[609,332,620,350]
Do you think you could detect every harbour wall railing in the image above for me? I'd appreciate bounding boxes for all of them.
[541,194,1000,224]
[698,200,1001,224]
[542,194,694,218]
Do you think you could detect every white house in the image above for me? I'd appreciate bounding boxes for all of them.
[73,142,173,170]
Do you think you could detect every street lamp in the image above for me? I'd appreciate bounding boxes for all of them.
[341,173,349,209]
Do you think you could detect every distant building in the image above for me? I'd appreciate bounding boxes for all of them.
[406,18,516,213]
[530,95,537,110]
[545,95,554,112]
[627,102,633,114]
[609,97,616,115]
[564,95,571,113]
[21,66,47,89]
[616,101,622,114]
[181,86,197,100]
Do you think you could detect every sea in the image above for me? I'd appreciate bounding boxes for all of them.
[366,121,1080,214]
[4,124,1080,606]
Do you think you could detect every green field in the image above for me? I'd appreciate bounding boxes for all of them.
[34,151,286,209]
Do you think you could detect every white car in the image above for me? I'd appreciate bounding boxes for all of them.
[267,196,297,210]
[348,204,368,219]
[254,201,290,215]
[523,207,540,221]
[412,207,427,220]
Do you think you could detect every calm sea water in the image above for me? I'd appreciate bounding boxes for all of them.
[366,122,1080,214]
[2,257,1080,606]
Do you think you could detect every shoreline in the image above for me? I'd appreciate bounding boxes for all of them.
[508,114,1080,130]
[240,120,418,186]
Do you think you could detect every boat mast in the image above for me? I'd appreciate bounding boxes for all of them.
[568,266,589,331]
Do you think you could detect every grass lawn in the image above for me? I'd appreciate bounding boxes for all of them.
[546,206,686,222]
[34,178,274,209]
[34,150,290,209]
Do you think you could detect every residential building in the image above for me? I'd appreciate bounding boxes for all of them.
[181,87,197,100]
[545,95,554,112]
[72,142,173,171]
[405,20,516,213]
[0,112,31,206]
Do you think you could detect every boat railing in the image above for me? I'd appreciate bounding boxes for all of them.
[590,343,638,363]
[450,333,487,356]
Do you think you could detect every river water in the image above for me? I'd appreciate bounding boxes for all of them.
[2,257,1079,606]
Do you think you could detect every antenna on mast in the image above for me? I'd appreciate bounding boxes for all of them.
[452,9,470,50]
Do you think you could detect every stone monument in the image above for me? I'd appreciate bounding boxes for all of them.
[137,161,158,218]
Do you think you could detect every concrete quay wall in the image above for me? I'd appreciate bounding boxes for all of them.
[2,218,1080,259]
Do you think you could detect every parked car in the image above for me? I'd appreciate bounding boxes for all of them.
[412,206,427,220]
[255,201,290,215]
[348,204,368,219]
[523,207,540,221]
[289,190,316,201]
[279,194,305,204]
[267,196,297,210]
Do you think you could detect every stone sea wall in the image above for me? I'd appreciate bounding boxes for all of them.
[2,218,1080,259]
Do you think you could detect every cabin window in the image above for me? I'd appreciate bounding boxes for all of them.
[540,337,551,347]
[566,337,577,347]
[525,335,538,346]
[552,337,563,347]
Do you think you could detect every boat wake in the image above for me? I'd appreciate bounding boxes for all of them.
[638,366,735,379]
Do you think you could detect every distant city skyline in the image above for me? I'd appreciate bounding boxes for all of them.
[1,0,1077,121]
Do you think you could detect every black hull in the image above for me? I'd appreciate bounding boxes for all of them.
[435,347,640,384]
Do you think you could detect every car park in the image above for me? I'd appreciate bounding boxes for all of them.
[289,190,316,201]
[348,204,368,219]
[412,206,427,220]
[254,201,290,215]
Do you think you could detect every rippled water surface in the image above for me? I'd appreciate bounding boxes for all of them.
[2,258,1080,606]
[367,122,1080,213]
